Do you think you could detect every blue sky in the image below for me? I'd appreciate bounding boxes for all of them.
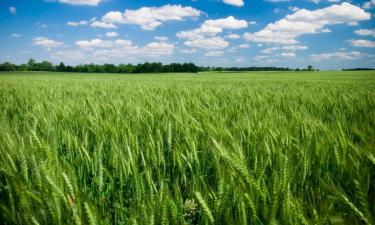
[0,0,374,69]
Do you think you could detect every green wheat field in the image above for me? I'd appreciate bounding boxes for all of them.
[0,71,374,225]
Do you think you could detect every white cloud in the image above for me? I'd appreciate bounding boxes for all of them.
[238,43,250,48]
[265,0,291,2]
[74,38,174,58]
[177,16,248,39]
[311,51,361,61]
[75,39,118,49]
[203,16,248,30]
[281,52,296,58]
[9,7,16,14]
[143,42,175,56]
[244,3,371,44]
[155,36,169,42]
[254,55,270,61]
[321,28,331,33]
[90,21,117,29]
[177,16,247,49]
[349,39,375,48]
[106,32,118,38]
[308,0,342,4]
[11,33,21,38]
[67,20,88,26]
[223,0,244,7]
[181,48,197,54]
[102,5,201,30]
[289,6,300,12]
[273,8,282,14]
[261,45,307,54]
[261,47,280,54]
[225,34,241,39]
[33,37,64,48]
[205,51,224,57]
[55,0,101,6]
[363,0,375,9]
[184,37,229,49]
[355,29,375,38]
[248,21,257,25]
[282,45,308,50]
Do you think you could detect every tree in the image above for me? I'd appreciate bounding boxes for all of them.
[27,59,36,70]
[39,61,55,71]
[17,64,28,71]
[0,62,16,71]
[307,65,314,71]
[57,62,66,72]
[103,64,118,73]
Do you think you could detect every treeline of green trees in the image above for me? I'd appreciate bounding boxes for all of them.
[342,68,375,71]
[0,59,200,73]
[0,59,319,73]
[202,65,317,72]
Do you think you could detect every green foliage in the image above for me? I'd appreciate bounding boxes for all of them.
[0,71,374,225]
[0,59,200,73]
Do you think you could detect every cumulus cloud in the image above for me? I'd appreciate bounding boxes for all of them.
[177,16,248,49]
[155,36,169,42]
[280,52,296,58]
[363,0,375,9]
[261,47,280,54]
[261,45,308,54]
[106,32,118,38]
[101,5,201,30]
[184,37,229,49]
[67,18,116,29]
[244,3,371,44]
[355,29,375,38]
[67,20,88,26]
[74,38,175,58]
[238,43,250,48]
[349,39,375,48]
[309,0,342,4]
[90,21,117,29]
[75,39,123,49]
[225,34,241,39]
[205,51,224,57]
[289,6,300,12]
[177,16,247,39]
[265,0,291,2]
[311,51,361,61]
[33,37,64,48]
[54,0,101,6]
[282,45,308,50]
[223,0,244,7]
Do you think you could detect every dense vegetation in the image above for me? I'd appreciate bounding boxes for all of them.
[342,68,375,71]
[0,71,374,225]
[0,59,317,73]
[0,59,200,73]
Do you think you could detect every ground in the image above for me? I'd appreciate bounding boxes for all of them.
[0,71,374,225]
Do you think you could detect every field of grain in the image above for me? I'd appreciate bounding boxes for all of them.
[0,71,374,225]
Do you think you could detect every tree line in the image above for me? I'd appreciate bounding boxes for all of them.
[0,59,318,73]
[0,59,200,73]
[201,65,317,72]
[342,68,375,71]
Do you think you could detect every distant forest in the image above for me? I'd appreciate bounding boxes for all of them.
[0,59,323,73]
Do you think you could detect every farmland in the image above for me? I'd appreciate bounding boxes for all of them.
[0,71,374,225]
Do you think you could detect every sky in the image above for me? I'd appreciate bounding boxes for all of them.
[0,0,374,69]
